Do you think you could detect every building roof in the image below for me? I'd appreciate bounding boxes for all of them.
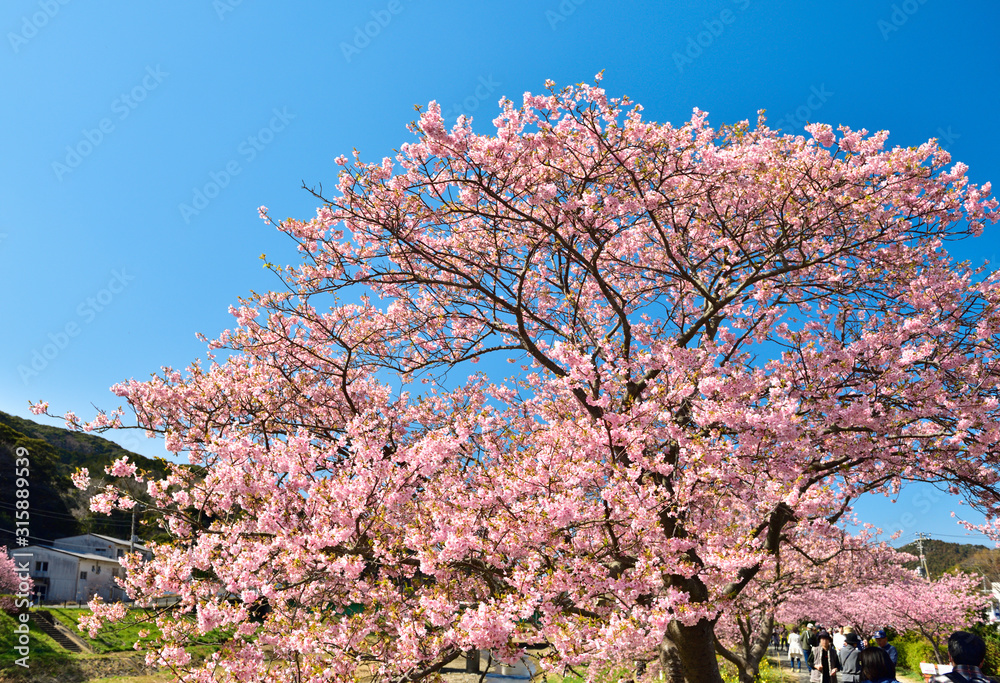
[55,532,149,553]
[88,533,149,551]
[10,545,121,563]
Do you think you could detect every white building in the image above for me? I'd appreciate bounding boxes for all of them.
[51,533,151,562]
[9,534,150,604]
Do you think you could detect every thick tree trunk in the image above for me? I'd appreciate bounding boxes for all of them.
[659,618,725,683]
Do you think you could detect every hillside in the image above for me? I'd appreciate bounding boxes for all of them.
[0,410,167,549]
[898,538,1000,580]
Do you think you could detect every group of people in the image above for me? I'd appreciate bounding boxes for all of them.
[774,624,994,683]
[780,624,897,678]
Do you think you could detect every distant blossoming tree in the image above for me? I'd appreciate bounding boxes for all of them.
[716,525,907,683]
[781,572,983,664]
[39,75,1000,683]
[0,547,30,596]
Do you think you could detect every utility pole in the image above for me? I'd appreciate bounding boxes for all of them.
[129,504,136,555]
[916,533,931,578]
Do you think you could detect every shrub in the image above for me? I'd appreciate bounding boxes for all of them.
[894,631,937,671]
[970,623,1000,676]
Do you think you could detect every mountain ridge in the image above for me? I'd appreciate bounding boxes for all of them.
[0,410,165,549]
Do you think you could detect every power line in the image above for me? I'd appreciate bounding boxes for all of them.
[0,528,144,550]
[922,531,994,540]
[0,501,84,521]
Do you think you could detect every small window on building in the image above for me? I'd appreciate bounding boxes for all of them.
[35,561,48,572]
[80,571,87,580]
[117,549,124,558]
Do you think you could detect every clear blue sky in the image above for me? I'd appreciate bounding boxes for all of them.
[2,1,998,546]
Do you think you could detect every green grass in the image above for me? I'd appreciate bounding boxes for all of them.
[0,610,77,676]
[46,606,230,656]
[0,607,227,682]
[47,607,156,654]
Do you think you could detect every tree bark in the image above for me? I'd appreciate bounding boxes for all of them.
[465,649,481,673]
[659,618,725,683]
[714,615,774,683]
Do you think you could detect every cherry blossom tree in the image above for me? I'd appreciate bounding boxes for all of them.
[782,572,983,664]
[39,75,1000,683]
[716,524,907,683]
[883,573,983,663]
[0,547,30,596]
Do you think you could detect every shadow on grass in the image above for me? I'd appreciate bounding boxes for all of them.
[0,612,89,682]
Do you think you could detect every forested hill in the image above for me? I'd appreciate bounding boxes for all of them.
[898,538,1000,580]
[0,410,166,550]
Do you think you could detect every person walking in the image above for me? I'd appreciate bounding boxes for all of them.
[812,631,841,683]
[806,624,821,668]
[788,629,806,672]
[839,632,863,683]
[801,623,814,648]
[858,648,896,683]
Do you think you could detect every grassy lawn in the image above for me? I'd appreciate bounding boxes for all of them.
[0,610,73,669]
[0,607,227,682]
[46,606,230,655]
[47,607,161,654]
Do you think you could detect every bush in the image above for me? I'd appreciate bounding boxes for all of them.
[970,623,1000,676]
[894,632,937,671]
[718,655,778,683]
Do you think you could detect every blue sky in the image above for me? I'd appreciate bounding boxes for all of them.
[2,0,998,546]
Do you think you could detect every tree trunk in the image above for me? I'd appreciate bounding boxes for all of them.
[659,618,725,683]
[743,617,775,683]
[715,615,774,683]
[928,638,943,665]
[465,649,481,673]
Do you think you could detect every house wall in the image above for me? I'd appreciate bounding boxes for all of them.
[77,557,124,602]
[23,547,125,603]
[25,548,79,602]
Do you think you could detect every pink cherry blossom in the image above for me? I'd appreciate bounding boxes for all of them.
[0,547,32,595]
[45,77,1000,683]
[71,467,91,490]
